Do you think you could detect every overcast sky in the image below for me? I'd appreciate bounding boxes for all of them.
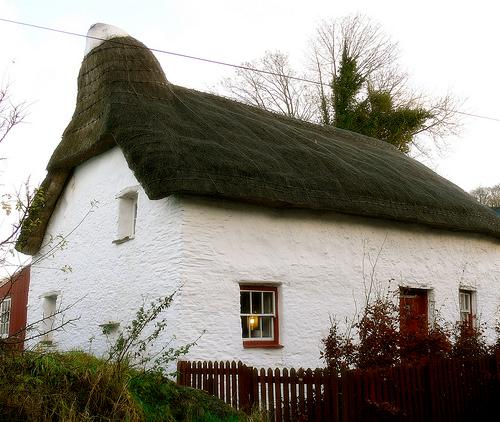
[1,0,499,195]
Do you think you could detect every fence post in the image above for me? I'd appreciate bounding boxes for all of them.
[177,360,184,385]
[238,361,254,413]
[496,347,500,379]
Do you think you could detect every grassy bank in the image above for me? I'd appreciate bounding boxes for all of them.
[0,350,243,421]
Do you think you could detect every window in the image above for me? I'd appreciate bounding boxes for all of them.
[114,188,138,243]
[399,288,429,335]
[459,289,475,326]
[40,292,59,344]
[240,286,280,348]
[0,297,11,338]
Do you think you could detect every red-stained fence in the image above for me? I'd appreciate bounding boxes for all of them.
[178,355,498,422]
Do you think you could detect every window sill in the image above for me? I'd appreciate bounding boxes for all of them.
[243,342,283,349]
[112,235,134,244]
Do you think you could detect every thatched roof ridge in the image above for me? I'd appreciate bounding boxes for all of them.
[16,33,500,255]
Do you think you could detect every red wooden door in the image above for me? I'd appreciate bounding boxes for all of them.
[399,288,428,334]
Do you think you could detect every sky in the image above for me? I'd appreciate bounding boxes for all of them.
[1,0,500,196]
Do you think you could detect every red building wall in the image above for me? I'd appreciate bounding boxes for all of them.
[0,266,30,349]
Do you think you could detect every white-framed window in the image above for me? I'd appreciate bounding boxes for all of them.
[240,286,280,347]
[459,289,475,325]
[0,297,11,338]
[114,187,138,243]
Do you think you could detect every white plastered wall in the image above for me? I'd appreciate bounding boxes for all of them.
[28,147,500,369]
[27,147,184,354]
[177,197,500,369]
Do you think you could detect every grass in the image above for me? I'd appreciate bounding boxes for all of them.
[0,350,246,421]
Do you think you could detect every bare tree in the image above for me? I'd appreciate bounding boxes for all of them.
[470,184,500,207]
[0,184,95,351]
[311,14,399,96]
[220,14,461,155]
[0,84,27,146]
[310,15,461,153]
[220,51,317,121]
[0,84,81,351]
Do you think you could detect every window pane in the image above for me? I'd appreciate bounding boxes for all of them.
[251,292,262,314]
[247,315,262,338]
[240,291,250,314]
[263,292,274,314]
[250,315,261,338]
[0,299,10,323]
[460,292,471,312]
[0,299,10,336]
[241,316,249,338]
[262,316,273,338]
[459,293,466,310]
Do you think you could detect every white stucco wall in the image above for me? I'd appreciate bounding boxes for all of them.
[28,147,184,355]
[176,197,500,368]
[28,146,500,369]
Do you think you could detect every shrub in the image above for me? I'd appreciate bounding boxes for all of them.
[356,297,400,369]
[320,317,356,373]
[399,314,452,364]
[320,293,495,370]
[451,321,489,359]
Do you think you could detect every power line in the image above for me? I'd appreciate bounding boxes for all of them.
[1,17,500,124]
[0,17,325,87]
[454,111,500,123]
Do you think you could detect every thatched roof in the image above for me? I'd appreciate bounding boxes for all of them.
[16,31,500,255]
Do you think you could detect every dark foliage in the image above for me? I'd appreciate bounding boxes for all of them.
[451,321,490,360]
[322,295,495,370]
[332,50,431,154]
[320,317,356,374]
[356,298,400,369]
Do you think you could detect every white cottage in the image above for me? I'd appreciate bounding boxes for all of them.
[17,24,500,368]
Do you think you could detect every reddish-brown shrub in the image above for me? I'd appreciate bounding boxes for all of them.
[399,315,452,364]
[356,298,399,369]
[451,321,489,359]
[320,317,356,373]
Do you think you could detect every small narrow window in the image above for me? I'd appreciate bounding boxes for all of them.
[459,289,475,326]
[40,292,58,344]
[0,297,11,338]
[114,188,138,244]
[240,285,280,348]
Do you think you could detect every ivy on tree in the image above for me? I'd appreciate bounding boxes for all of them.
[332,49,432,154]
[221,14,459,155]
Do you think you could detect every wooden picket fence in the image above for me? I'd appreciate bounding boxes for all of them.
[177,355,499,421]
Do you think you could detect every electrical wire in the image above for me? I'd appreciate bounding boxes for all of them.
[0,17,325,87]
[1,17,500,123]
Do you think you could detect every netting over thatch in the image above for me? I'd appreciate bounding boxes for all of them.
[16,35,500,254]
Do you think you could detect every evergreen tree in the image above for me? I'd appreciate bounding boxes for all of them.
[332,49,432,153]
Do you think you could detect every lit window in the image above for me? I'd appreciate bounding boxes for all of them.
[0,297,11,338]
[459,290,475,326]
[240,286,280,347]
[114,188,138,243]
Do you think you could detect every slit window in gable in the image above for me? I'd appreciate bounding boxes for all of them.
[114,188,138,243]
